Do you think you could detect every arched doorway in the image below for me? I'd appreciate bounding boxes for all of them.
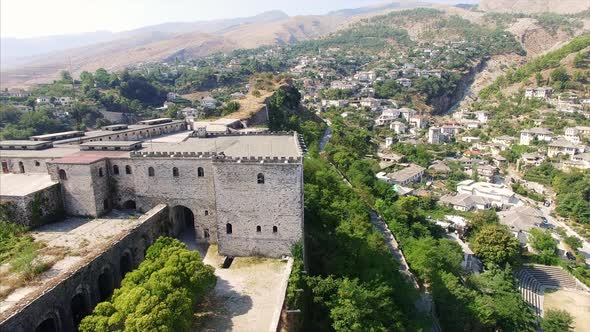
[170,206,195,246]
[71,293,89,326]
[119,252,132,279]
[123,200,136,210]
[98,268,114,302]
[36,317,57,332]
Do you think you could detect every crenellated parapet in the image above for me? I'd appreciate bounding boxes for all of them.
[130,151,220,159]
[213,155,303,164]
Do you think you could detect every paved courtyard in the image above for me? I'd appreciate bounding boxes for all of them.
[544,288,590,332]
[179,233,292,332]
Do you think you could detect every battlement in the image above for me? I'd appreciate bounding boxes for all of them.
[130,151,220,159]
[213,155,303,164]
[130,150,302,164]
[189,130,296,138]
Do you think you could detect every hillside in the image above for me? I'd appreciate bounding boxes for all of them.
[479,0,590,14]
[0,3,427,89]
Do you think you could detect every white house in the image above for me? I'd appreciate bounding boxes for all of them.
[456,180,519,208]
[520,128,553,145]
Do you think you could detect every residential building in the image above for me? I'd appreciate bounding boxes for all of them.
[548,138,585,158]
[520,153,546,167]
[520,128,553,145]
[524,87,553,99]
[456,180,519,208]
[390,121,407,134]
[384,164,425,186]
[439,193,492,211]
[397,78,412,88]
[428,127,441,144]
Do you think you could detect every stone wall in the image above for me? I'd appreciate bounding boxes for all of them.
[0,205,169,332]
[0,158,50,174]
[0,184,63,229]
[47,161,110,217]
[214,160,303,258]
[130,157,218,242]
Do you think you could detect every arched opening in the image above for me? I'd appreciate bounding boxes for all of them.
[119,252,132,279]
[256,225,261,233]
[197,167,204,177]
[123,200,136,210]
[98,268,114,301]
[273,226,278,233]
[257,173,265,184]
[125,165,132,174]
[148,167,155,177]
[226,223,232,234]
[19,161,25,173]
[71,293,89,326]
[36,317,57,332]
[58,169,67,180]
[173,167,179,177]
[113,165,119,175]
[170,205,195,240]
[98,167,104,177]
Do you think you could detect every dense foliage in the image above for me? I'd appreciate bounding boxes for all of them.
[79,237,216,332]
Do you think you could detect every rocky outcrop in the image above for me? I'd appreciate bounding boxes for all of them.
[430,58,488,115]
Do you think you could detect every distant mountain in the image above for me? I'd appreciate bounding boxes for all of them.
[0,10,289,69]
[478,0,590,14]
[0,2,441,88]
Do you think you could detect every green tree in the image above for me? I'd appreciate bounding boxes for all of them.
[79,237,216,332]
[471,224,521,266]
[564,235,583,251]
[60,70,73,83]
[550,67,569,83]
[541,309,574,332]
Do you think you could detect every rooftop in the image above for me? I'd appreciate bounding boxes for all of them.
[0,210,146,318]
[141,134,301,158]
[387,163,425,182]
[0,145,80,158]
[0,173,58,197]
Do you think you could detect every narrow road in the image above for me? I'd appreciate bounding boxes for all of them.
[504,168,590,265]
[318,119,441,331]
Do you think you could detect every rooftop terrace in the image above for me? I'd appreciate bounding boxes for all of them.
[0,174,58,197]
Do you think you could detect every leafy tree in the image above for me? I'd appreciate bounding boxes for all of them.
[404,237,463,282]
[564,235,583,251]
[471,224,521,266]
[469,210,499,233]
[79,237,216,332]
[541,309,574,332]
[550,67,569,83]
[60,70,73,83]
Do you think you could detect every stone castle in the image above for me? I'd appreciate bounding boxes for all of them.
[0,119,304,258]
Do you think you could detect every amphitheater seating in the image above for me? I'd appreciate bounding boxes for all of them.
[515,265,585,317]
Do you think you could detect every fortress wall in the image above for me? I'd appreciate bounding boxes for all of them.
[213,161,303,258]
[0,183,63,229]
[47,162,106,217]
[0,205,169,332]
[0,157,51,174]
[106,158,137,209]
[130,157,218,242]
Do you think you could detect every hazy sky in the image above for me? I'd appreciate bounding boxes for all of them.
[1,0,477,39]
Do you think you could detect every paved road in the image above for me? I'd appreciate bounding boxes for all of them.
[504,168,590,265]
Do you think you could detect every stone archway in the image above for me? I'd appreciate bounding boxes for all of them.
[119,251,133,279]
[36,316,58,332]
[71,292,90,327]
[97,267,114,302]
[122,200,137,210]
[170,205,195,237]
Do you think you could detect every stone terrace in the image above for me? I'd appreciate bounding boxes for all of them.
[0,210,143,318]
